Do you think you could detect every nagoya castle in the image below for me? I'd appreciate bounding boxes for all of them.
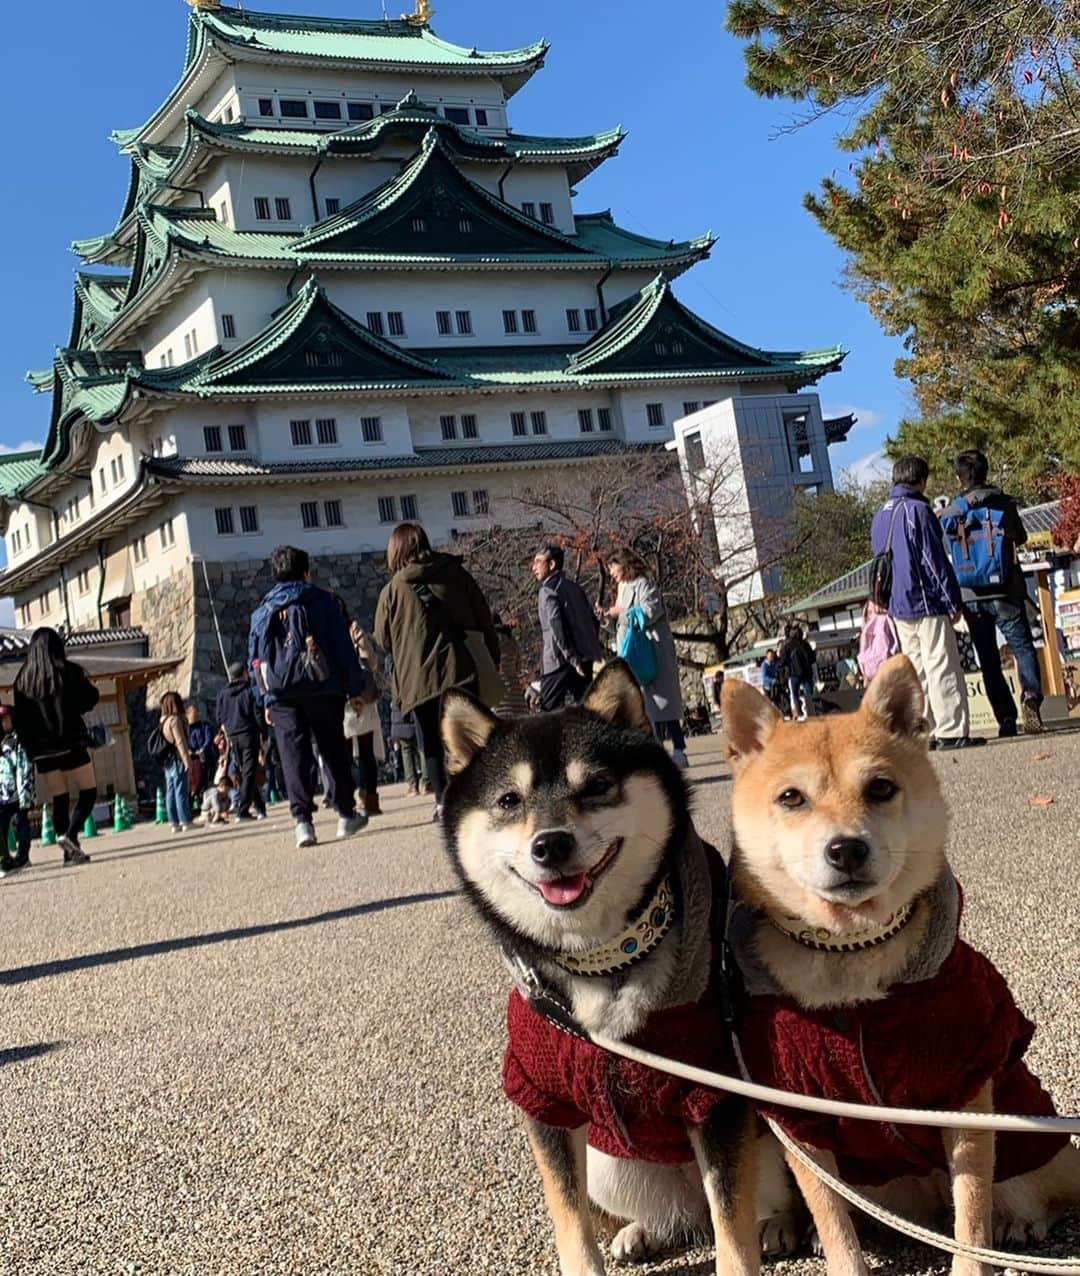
[0,0,848,702]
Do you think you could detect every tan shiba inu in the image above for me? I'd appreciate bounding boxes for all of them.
[722,654,1079,1276]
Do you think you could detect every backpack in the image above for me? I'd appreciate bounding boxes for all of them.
[868,499,903,609]
[619,605,658,687]
[147,723,176,766]
[253,601,332,698]
[940,497,1009,590]
[858,605,900,682]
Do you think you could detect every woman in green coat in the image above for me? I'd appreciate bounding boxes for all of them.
[374,522,499,814]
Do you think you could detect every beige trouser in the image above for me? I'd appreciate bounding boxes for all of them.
[893,615,969,739]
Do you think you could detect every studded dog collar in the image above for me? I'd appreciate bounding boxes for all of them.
[766,901,914,953]
[551,876,676,977]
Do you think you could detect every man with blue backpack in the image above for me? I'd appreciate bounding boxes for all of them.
[248,545,373,848]
[942,450,1044,737]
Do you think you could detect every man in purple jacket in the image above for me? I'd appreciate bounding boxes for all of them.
[870,456,984,749]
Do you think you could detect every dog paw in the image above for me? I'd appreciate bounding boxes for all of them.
[759,1210,802,1257]
[993,1212,1048,1246]
[610,1221,654,1264]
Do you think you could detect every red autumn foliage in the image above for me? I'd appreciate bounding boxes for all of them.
[1052,475,1080,551]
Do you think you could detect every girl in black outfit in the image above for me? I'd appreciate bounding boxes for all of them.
[12,628,99,864]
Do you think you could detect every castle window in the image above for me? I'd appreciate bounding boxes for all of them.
[110,456,126,486]
[367,311,385,336]
[347,102,374,121]
[685,432,707,473]
[472,490,490,516]
[218,203,229,225]
[159,519,175,549]
[511,411,527,437]
[400,494,418,521]
[683,401,701,417]
[184,333,192,359]
[646,403,666,428]
[444,107,470,125]
[440,414,458,441]
[279,99,308,118]
[378,496,397,524]
[203,426,223,453]
[133,535,148,564]
[654,342,667,357]
[11,530,20,553]
[258,99,274,117]
[388,311,405,336]
[221,314,236,340]
[412,217,428,233]
[521,202,537,219]
[304,350,343,368]
[578,409,594,434]
[474,108,489,127]
[228,424,248,452]
[360,417,382,444]
[459,217,473,233]
[530,411,547,436]
[451,490,469,518]
[239,506,259,534]
[221,107,234,125]
[597,408,613,432]
[314,101,342,120]
[671,340,684,355]
[275,197,292,221]
[300,501,320,530]
[540,203,554,225]
[502,310,518,334]
[461,413,478,440]
[290,419,313,446]
[436,311,452,336]
[98,467,107,494]
[254,197,271,221]
[215,507,235,536]
[455,310,473,336]
[325,197,340,216]
[585,308,599,331]
[324,500,344,527]
[522,310,537,334]
[566,309,581,333]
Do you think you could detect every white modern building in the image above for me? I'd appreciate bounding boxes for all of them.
[0,0,848,702]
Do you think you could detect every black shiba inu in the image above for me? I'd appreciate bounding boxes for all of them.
[441,662,782,1276]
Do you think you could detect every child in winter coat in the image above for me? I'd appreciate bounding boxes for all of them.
[0,706,36,875]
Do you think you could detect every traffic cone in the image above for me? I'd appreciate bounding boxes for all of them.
[155,787,167,824]
[40,804,56,845]
[122,796,135,830]
[83,813,98,839]
[113,796,125,832]
[268,786,280,805]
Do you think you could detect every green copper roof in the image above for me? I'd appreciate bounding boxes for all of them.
[191,7,547,76]
[0,451,46,499]
[568,276,845,379]
[70,232,130,267]
[191,277,455,392]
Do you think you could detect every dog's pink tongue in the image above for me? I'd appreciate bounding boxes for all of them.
[539,874,588,906]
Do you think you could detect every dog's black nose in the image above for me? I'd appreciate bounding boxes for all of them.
[531,831,576,868]
[824,837,871,874]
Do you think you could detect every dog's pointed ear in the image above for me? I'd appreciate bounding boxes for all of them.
[582,660,650,733]
[722,677,782,762]
[860,654,925,737]
[441,691,499,775]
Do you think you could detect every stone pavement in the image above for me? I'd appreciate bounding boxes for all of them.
[0,731,1077,1275]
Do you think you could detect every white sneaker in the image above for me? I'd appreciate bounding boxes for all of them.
[295,821,317,848]
[253,811,268,822]
[337,813,368,840]
[171,825,182,834]
[671,749,689,771]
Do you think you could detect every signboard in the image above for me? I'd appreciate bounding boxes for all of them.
[964,669,1019,733]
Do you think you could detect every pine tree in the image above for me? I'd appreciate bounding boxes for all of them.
[726,0,1080,497]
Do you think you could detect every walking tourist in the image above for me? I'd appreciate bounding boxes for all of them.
[492,614,527,718]
[374,522,499,816]
[600,548,687,766]
[159,691,195,833]
[944,449,1044,737]
[341,614,384,817]
[870,456,983,749]
[0,706,35,876]
[215,663,267,820]
[12,628,99,865]
[248,545,371,848]
[185,702,215,805]
[760,648,783,710]
[532,543,603,710]
[389,700,423,796]
[783,626,817,720]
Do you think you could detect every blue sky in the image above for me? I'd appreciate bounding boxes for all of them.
[0,0,906,479]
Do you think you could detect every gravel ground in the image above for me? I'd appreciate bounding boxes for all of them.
[0,730,1076,1275]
